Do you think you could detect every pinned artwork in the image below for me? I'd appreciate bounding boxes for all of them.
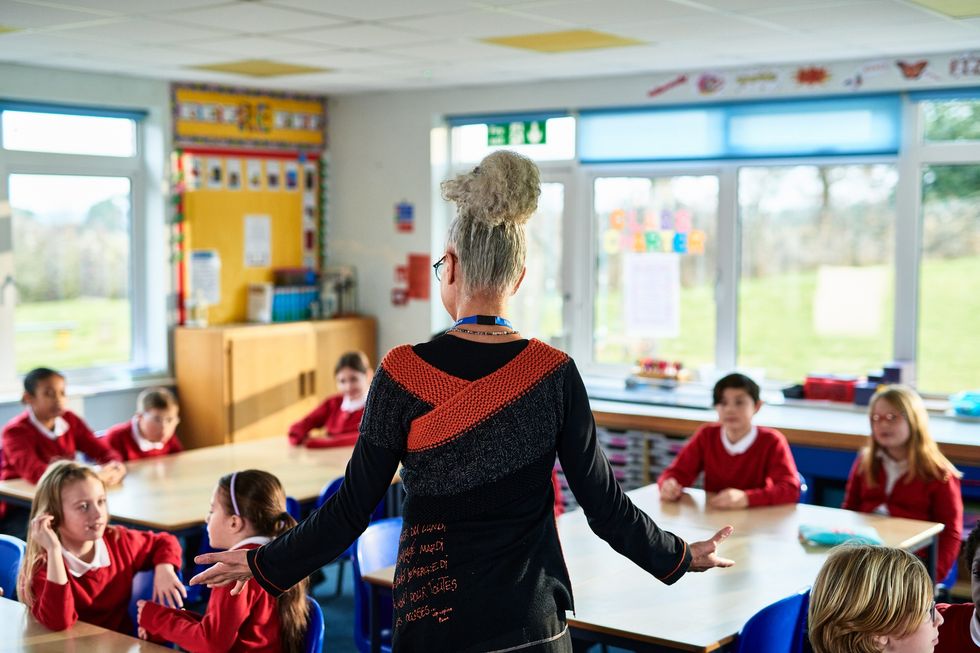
[735,70,780,94]
[226,159,242,190]
[697,73,724,95]
[395,201,414,233]
[206,158,223,189]
[303,163,317,192]
[247,160,263,191]
[647,74,688,98]
[795,66,830,86]
[266,160,281,190]
[949,53,980,78]
[285,161,299,190]
[603,206,707,256]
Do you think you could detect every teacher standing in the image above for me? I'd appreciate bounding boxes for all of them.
[193,150,734,652]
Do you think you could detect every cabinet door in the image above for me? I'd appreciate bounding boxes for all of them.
[228,325,316,442]
[313,317,377,397]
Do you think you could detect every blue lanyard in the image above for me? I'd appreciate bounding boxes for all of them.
[453,314,514,329]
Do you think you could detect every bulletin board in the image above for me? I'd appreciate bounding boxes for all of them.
[170,83,326,325]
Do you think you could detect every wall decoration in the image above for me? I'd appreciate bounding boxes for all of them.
[284,161,299,190]
[795,66,830,86]
[897,59,929,80]
[247,159,263,190]
[647,74,688,98]
[949,52,980,78]
[266,160,281,190]
[735,70,781,93]
[697,73,724,95]
[407,253,430,300]
[206,158,223,189]
[395,201,414,233]
[244,214,272,268]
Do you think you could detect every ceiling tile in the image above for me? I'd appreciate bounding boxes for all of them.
[34,0,228,15]
[607,15,792,41]
[47,17,236,44]
[292,49,412,69]
[755,1,939,31]
[169,3,346,34]
[0,1,114,28]
[266,0,464,21]
[287,23,437,49]
[189,36,327,57]
[513,0,713,25]
[393,8,566,38]
[379,39,529,62]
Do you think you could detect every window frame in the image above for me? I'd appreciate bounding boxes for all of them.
[0,109,151,380]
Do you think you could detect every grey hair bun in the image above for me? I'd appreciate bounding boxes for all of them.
[440,150,540,228]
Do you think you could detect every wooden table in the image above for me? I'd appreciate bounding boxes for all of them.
[0,596,172,652]
[0,438,357,534]
[362,485,942,653]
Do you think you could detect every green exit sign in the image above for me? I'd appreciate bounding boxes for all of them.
[487,120,547,146]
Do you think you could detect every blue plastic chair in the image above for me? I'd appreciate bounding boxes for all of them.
[0,534,27,600]
[737,588,810,653]
[798,472,810,504]
[304,595,325,653]
[286,496,302,522]
[129,570,156,636]
[316,477,386,597]
[352,517,401,653]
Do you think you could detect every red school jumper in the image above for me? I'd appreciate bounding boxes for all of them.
[657,424,801,506]
[843,452,962,581]
[103,419,184,461]
[287,393,363,448]
[0,410,122,519]
[935,603,980,652]
[29,526,182,633]
[140,543,282,653]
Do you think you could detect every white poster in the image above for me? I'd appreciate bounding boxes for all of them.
[623,253,681,338]
[244,214,271,267]
[814,265,887,336]
[189,249,221,305]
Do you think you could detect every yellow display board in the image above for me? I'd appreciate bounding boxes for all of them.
[184,178,303,324]
[173,84,324,150]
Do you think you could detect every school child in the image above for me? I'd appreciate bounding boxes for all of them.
[1,368,125,522]
[138,469,309,652]
[288,351,372,448]
[657,373,800,509]
[808,544,941,653]
[843,384,963,582]
[16,460,184,633]
[104,387,183,461]
[935,523,980,652]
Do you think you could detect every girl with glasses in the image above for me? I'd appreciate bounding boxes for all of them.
[843,385,963,582]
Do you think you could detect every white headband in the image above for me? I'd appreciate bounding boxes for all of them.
[229,472,241,516]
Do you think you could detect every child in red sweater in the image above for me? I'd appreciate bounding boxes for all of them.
[844,384,963,584]
[658,373,800,509]
[138,469,309,652]
[1,368,125,523]
[288,350,372,448]
[16,460,184,634]
[104,387,183,461]
[936,522,980,652]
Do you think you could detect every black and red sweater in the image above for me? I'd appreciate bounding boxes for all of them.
[247,336,691,651]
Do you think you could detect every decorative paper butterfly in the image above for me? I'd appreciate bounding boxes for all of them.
[897,60,928,80]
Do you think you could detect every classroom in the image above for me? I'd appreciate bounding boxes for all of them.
[0,0,979,651]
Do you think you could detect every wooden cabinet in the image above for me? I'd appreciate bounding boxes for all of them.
[174,317,377,449]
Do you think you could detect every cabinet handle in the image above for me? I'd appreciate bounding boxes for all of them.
[308,370,316,396]
[299,372,306,397]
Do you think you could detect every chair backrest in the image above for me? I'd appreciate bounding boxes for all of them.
[737,588,810,653]
[304,595,325,653]
[798,472,810,504]
[286,496,302,522]
[317,476,385,522]
[0,534,27,600]
[352,517,402,652]
[129,570,156,636]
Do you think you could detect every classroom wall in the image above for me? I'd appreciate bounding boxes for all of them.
[325,50,978,358]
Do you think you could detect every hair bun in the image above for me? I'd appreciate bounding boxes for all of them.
[440,150,540,228]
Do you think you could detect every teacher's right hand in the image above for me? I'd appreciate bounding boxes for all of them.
[688,526,735,572]
[190,549,252,596]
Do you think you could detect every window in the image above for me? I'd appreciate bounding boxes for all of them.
[922,100,980,143]
[0,107,142,379]
[592,174,718,369]
[738,165,897,382]
[918,164,980,393]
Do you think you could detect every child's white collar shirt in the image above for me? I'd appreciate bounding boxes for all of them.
[130,417,165,452]
[971,607,980,646]
[720,425,757,456]
[340,395,367,412]
[28,406,69,441]
[229,535,272,551]
[62,538,111,577]
[871,449,909,515]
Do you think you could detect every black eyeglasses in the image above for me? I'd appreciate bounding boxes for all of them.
[928,600,938,625]
[433,255,447,281]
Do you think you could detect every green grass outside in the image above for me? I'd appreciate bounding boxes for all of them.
[15,297,131,373]
[595,256,979,393]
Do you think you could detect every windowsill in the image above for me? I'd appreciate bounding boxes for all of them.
[0,369,173,406]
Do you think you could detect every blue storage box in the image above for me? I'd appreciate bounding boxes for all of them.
[951,391,980,417]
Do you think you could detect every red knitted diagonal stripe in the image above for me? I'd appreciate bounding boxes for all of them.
[406,341,568,452]
[382,344,468,405]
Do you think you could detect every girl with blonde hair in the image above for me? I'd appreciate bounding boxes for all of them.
[809,544,941,653]
[17,460,183,633]
[843,385,963,581]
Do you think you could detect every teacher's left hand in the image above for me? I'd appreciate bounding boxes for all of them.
[190,549,252,596]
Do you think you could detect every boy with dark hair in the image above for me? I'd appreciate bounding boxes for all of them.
[104,387,183,461]
[0,367,125,523]
[658,372,800,509]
